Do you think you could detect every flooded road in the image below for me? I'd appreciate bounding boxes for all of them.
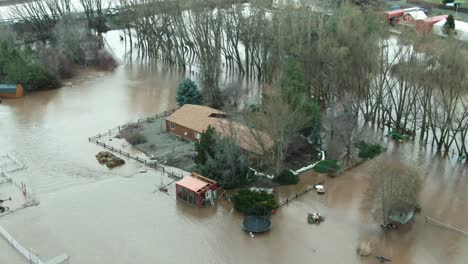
[1,30,467,264]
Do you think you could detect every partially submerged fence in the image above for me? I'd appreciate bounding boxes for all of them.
[425,216,468,236]
[0,224,70,264]
[88,108,177,142]
[277,185,315,209]
[88,108,183,180]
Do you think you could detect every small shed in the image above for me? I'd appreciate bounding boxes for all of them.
[176,173,218,207]
[416,15,448,34]
[0,84,24,98]
[400,10,427,25]
[384,9,404,24]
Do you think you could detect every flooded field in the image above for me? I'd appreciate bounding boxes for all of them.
[0,30,467,264]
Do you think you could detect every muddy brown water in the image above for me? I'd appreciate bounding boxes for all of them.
[0,30,467,264]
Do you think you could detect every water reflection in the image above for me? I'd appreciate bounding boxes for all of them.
[0,29,466,264]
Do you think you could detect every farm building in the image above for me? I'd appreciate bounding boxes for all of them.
[433,19,468,42]
[384,7,426,26]
[175,173,218,208]
[0,84,24,98]
[384,9,404,24]
[416,15,448,34]
[166,104,226,141]
[165,104,273,155]
[399,10,427,25]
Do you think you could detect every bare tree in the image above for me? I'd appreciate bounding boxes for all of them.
[365,161,421,225]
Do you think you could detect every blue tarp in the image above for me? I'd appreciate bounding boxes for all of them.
[0,84,17,94]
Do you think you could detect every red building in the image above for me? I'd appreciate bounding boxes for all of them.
[384,8,426,26]
[384,9,404,24]
[176,173,218,207]
[416,15,448,34]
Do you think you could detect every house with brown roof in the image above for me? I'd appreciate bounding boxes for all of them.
[165,104,227,141]
[165,104,273,155]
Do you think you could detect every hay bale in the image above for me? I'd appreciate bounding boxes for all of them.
[95,151,125,168]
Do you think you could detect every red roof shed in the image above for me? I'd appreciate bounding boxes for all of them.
[176,173,218,207]
[384,10,404,23]
[416,15,448,34]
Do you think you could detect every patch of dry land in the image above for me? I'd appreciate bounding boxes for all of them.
[117,117,195,171]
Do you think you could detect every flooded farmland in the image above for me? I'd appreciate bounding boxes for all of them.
[1,30,467,264]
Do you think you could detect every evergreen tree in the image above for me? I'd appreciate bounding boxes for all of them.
[443,15,456,36]
[200,136,250,188]
[194,125,216,166]
[280,57,309,107]
[176,78,202,106]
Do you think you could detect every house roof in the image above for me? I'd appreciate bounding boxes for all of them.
[166,104,226,133]
[167,104,273,155]
[423,15,448,23]
[0,84,17,93]
[407,11,427,21]
[384,9,404,18]
[214,120,274,155]
[176,173,216,193]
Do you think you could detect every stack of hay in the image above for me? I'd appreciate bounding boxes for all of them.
[95,151,125,168]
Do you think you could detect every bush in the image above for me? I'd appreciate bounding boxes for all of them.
[233,189,278,216]
[94,49,118,71]
[313,159,341,174]
[276,169,299,185]
[355,141,383,159]
[126,132,147,145]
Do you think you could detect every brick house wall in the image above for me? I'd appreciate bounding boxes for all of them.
[165,120,202,141]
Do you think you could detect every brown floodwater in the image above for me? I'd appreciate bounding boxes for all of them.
[0,30,467,264]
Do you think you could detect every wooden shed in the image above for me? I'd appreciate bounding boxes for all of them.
[176,173,218,208]
[0,84,24,98]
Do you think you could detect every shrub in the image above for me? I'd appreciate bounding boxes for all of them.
[233,189,278,216]
[355,141,383,159]
[126,132,147,145]
[313,159,341,174]
[94,49,118,71]
[276,169,299,185]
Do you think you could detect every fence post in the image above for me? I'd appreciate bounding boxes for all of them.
[118,126,120,131]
